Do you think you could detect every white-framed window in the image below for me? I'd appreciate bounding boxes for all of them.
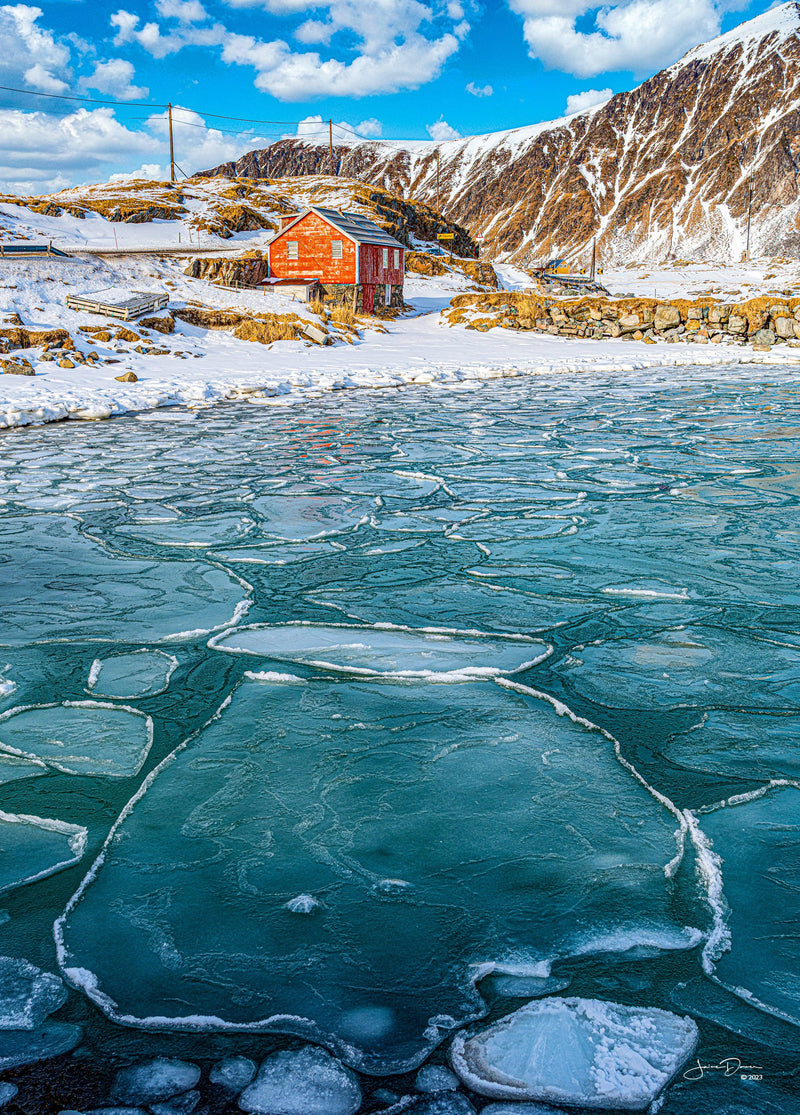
[393,249,400,268]
[331,240,343,259]
[287,240,299,260]
[382,248,389,268]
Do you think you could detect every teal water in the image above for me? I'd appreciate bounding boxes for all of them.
[1,372,799,1110]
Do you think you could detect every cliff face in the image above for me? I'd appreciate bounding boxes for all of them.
[201,3,800,264]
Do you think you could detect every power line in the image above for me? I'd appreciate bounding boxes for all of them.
[0,83,164,110]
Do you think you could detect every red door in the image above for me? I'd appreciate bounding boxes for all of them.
[362,285,375,314]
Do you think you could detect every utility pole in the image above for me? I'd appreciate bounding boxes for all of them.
[745,176,753,259]
[329,119,334,177]
[168,103,175,184]
[436,148,440,213]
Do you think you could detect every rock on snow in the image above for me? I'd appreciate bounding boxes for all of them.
[449,997,698,1111]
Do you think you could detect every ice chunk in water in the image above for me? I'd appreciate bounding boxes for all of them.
[238,1048,361,1115]
[209,1056,256,1092]
[0,1021,82,1068]
[561,626,800,709]
[209,622,549,678]
[0,702,153,778]
[58,677,687,1073]
[450,997,698,1110]
[112,1059,200,1105]
[697,785,800,1026]
[0,1084,17,1106]
[0,516,248,646]
[113,512,256,548]
[0,755,46,784]
[86,652,177,699]
[150,1091,200,1115]
[0,812,86,893]
[253,495,372,540]
[662,710,800,782]
[415,1064,460,1092]
[0,956,66,1029]
[407,1097,476,1115]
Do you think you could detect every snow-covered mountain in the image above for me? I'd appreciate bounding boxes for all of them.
[203,3,800,265]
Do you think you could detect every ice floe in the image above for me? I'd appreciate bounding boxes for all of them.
[0,956,66,1029]
[0,755,47,784]
[86,651,178,700]
[662,709,800,781]
[561,626,800,709]
[112,1059,201,1106]
[0,516,249,645]
[415,1065,460,1093]
[449,997,698,1109]
[0,812,86,893]
[113,512,256,549]
[694,784,800,1027]
[0,1020,82,1068]
[0,1084,17,1106]
[238,1048,361,1115]
[57,676,689,1073]
[208,622,550,678]
[252,495,372,540]
[209,1056,257,1092]
[0,701,153,778]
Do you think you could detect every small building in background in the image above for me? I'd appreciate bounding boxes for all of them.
[267,207,405,313]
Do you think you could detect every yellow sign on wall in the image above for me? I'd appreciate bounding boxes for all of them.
[437,233,455,241]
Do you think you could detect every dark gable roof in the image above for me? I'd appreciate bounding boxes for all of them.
[279,207,405,249]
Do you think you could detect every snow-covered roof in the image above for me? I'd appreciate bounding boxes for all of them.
[279,207,405,249]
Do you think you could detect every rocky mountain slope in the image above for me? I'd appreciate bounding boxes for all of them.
[202,3,800,265]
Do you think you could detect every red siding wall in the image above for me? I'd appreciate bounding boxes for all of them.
[358,243,405,285]
[269,212,357,283]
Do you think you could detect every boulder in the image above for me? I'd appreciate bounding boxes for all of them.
[654,305,681,330]
[773,316,793,338]
[618,312,640,332]
[752,328,776,347]
[140,314,175,334]
[2,363,34,376]
[115,372,138,382]
[727,314,747,334]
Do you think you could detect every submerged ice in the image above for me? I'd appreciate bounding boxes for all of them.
[58,674,689,1073]
[86,652,177,700]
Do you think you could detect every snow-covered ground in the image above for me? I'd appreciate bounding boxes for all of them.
[3,251,800,431]
[3,190,800,431]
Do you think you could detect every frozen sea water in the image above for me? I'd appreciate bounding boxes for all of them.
[86,652,177,700]
[450,996,698,1109]
[3,373,800,1109]
[57,674,688,1072]
[0,701,152,777]
[697,785,800,1027]
[209,622,549,677]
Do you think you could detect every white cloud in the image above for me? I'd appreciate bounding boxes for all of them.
[82,59,149,101]
[23,63,68,94]
[109,0,464,99]
[507,0,731,78]
[0,4,72,93]
[220,27,459,99]
[155,0,209,21]
[466,80,492,96]
[427,117,461,141]
[108,163,166,183]
[290,113,383,141]
[565,86,612,113]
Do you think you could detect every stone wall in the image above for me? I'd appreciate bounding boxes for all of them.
[446,293,800,350]
[318,283,404,313]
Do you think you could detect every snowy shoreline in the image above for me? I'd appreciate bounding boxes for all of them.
[4,334,800,431]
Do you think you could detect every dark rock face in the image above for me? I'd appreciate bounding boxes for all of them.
[199,4,800,263]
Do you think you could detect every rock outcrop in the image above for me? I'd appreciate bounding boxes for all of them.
[201,3,800,265]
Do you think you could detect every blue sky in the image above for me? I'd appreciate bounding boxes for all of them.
[0,0,781,192]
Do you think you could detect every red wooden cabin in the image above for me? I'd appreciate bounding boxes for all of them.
[267,207,405,314]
